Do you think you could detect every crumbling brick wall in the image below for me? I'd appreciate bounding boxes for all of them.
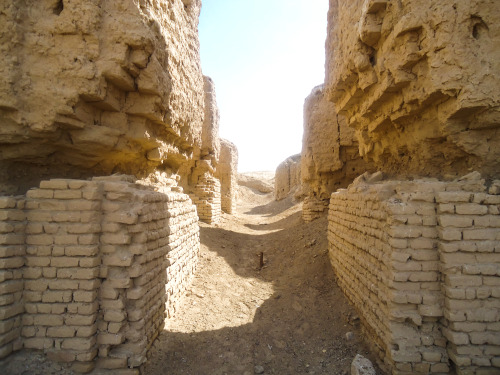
[328,172,500,374]
[180,76,228,224]
[0,197,25,358]
[218,139,238,214]
[0,0,205,195]
[0,176,199,373]
[301,85,375,222]
[325,0,500,179]
[275,154,301,201]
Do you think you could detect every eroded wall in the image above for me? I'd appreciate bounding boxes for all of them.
[0,0,205,195]
[275,154,301,201]
[328,172,500,375]
[0,176,200,373]
[301,85,375,221]
[180,76,225,224]
[324,1,500,374]
[218,139,238,214]
[325,0,500,178]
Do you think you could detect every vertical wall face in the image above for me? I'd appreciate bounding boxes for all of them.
[219,139,238,214]
[0,177,200,373]
[301,85,375,222]
[328,173,500,374]
[0,0,205,195]
[275,154,301,201]
[0,197,25,359]
[325,0,500,178]
[181,76,226,224]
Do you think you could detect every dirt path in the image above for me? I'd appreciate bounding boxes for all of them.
[144,186,379,375]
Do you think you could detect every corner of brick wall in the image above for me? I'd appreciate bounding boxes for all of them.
[328,176,500,375]
[190,174,221,224]
[0,176,200,373]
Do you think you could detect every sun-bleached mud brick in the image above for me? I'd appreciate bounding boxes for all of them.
[0,174,202,371]
[0,197,25,359]
[328,175,500,374]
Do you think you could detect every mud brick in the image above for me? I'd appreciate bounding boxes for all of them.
[61,337,96,351]
[65,314,96,326]
[47,326,76,338]
[51,257,80,267]
[97,333,125,346]
[40,180,69,190]
[54,190,82,199]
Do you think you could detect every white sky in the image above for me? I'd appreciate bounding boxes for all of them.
[199,0,329,173]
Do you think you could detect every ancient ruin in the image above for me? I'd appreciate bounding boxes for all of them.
[274,154,301,201]
[0,0,499,374]
[0,0,237,373]
[322,0,500,374]
[301,85,376,221]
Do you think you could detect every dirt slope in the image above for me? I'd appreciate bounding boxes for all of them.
[144,184,380,375]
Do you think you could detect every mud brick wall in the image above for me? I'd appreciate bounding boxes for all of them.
[219,139,238,215]
[191,174,222,224]
[275,154,301,201]
[302,196,329,222]
[301,85,375,222]
[95,178,199,372]
[437,184,500,374]
[328,173,500,375]
[0,176,200,373]
[22,179,102,373]
[0,197,25,358]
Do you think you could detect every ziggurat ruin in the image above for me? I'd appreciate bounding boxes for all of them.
[0,0,499,374]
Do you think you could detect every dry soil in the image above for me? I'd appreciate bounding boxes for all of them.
[144,180,380,375]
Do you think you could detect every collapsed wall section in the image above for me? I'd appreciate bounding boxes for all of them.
[0,176,200,373]
[275,154,301,201]
[325,0,500,178]
[301,85,375,222]
[328,173,500,375]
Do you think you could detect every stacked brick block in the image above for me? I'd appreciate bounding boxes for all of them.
[191,174,221,224]
[328,174,500,375]
[22,179,102,373]
[0,197,25,358]
[302,196,329,222]
[0,176,200,373]
[437,181,500,374]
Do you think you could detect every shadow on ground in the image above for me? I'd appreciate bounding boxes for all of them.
[243,195,296,217]
[143,199,382,375]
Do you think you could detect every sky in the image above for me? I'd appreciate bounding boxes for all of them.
[198,0,329,172]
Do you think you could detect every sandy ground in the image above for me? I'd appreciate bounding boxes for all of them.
[144,182,380,375]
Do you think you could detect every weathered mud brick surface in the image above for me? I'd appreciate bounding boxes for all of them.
[191,174,222,224]
[0,176,200,373]
[328,172,500,375]
[218,139,238,215]
[0,0,205,195]
[301,85,375,222]
[437,179,500,375]
[325,0,500,179]
[275,154,301,201]
[0,197,25,359]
